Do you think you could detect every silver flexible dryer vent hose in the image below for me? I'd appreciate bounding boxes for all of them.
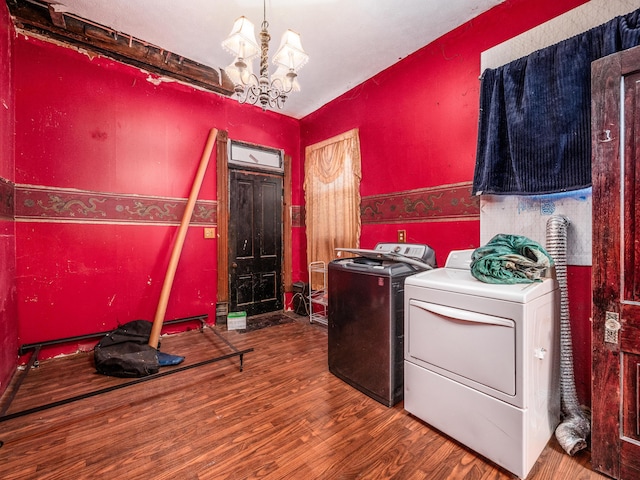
[546,215,590,455]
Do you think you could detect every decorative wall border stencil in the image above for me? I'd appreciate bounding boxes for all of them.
[0,177,14,220]
[360,182,479,225]
[14,184,217,226]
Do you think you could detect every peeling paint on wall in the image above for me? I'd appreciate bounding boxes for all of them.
[480,188,592,265]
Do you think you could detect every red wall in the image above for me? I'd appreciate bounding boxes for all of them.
[300,0,591,403]
[2,0,595,406]
[0,0,16,395]
[12,35,300,357]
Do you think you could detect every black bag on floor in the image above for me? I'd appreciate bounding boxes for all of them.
[292,281,310,316]
[94,320,159,378]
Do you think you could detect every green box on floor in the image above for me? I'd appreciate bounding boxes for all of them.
[227,311,247,330]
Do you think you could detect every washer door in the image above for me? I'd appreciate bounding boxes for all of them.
[407,299,516,396]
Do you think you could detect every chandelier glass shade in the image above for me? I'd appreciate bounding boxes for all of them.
[222,4,308,110]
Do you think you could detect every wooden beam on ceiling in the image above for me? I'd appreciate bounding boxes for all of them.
[6,0,235,97]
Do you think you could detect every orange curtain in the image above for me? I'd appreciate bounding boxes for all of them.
[304,129,362,285]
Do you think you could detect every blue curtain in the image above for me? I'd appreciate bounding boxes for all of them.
[472,9,640,196]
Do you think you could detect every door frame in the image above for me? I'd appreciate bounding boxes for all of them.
[591,44,640,479]
[216,130,292,320]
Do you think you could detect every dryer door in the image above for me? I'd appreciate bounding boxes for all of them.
[407,299,516,396]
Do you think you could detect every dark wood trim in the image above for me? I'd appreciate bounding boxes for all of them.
[6,0,234,96]
[590,45,640,480]
[591,45,622,480]
[283,154,293,293]
[216,130,230,316]
[216,136,291,314]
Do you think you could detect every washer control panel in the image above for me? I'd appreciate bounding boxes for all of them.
[374,243,431,261]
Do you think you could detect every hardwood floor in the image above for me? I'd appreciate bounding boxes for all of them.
[0,315,605,480]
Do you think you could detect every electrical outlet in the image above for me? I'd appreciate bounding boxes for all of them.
[204,227,216,239]
[398,230,406,243]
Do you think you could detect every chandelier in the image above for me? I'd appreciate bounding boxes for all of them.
[222,0,309,111]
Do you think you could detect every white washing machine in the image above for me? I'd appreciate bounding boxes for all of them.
[404,249,560,479]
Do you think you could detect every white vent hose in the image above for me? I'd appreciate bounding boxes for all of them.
[546,215,590,455]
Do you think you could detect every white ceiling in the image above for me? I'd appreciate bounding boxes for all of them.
[49,0,505,118]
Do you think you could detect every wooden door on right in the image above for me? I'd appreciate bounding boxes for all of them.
[592,43,640,480]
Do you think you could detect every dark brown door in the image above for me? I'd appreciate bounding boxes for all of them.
[229,169,283,316]
[592,44,640,479]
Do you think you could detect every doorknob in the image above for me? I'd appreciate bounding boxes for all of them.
[232,262,238,268]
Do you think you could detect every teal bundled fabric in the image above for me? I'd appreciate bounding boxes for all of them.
[470,234,554,284]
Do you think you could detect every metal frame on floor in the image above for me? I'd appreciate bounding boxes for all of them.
[0,314,253,425]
